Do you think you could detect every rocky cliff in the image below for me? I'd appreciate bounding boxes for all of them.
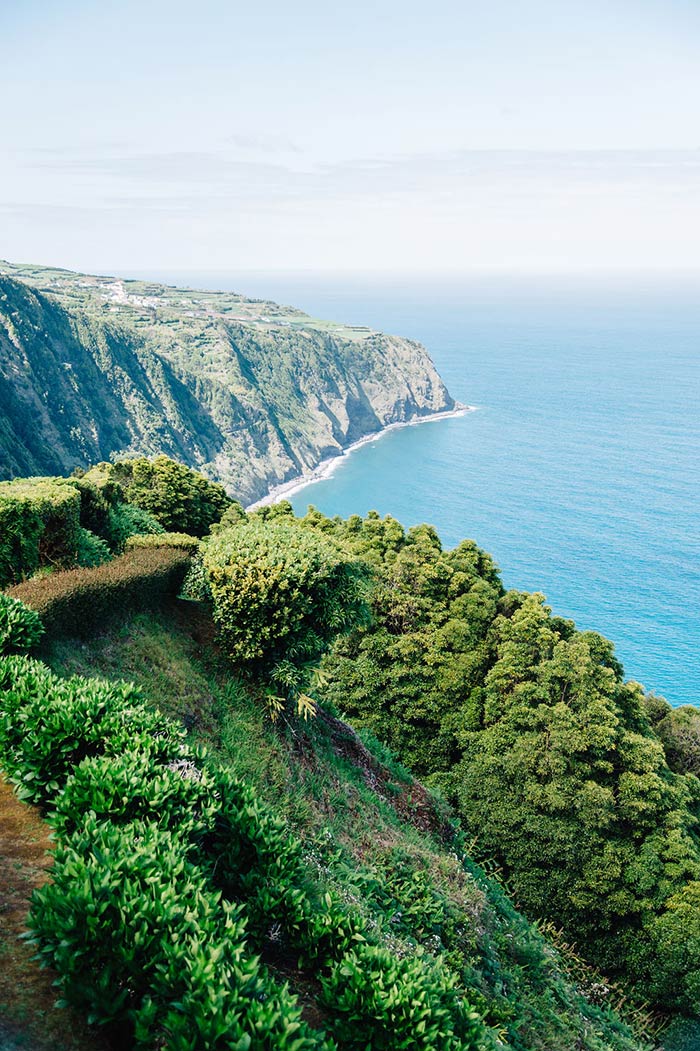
[0,262,455,504]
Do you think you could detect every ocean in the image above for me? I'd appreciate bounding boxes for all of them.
[142,272,699,707]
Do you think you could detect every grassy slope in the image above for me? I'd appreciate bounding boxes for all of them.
[18,605,652,1051]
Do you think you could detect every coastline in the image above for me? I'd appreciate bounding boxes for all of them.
[245,404,474,510]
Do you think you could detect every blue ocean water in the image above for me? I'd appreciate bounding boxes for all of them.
[144,272,700,707]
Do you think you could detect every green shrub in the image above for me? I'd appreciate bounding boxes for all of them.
[320,944,487,1050]
[643,883,700,1012]
[58,474,116,542]
[29,819,327,1050]
[0,661,184,805]
[75,527,111,567]
[107,502,165,553]
[0,653,54,694]
[0,593,44,654]
[126,531,200,554]
[181,554,212,602]
[52,748,219,842]
[7,546,191,639]
[202,519,370,683]
[655,706,700,777]
[0,478,82,586]
[210,501,248,533]
[109,456,232,537]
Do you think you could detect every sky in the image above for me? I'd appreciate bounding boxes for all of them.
[2,0,700,275]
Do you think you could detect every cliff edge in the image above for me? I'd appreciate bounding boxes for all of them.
[0,262,455,504]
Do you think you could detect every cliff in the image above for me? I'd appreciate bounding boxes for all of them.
[0,262,455,504]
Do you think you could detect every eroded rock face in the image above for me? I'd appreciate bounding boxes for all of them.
[0,263,455,504]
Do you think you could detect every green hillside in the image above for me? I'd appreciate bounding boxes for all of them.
[0,459,697,1050]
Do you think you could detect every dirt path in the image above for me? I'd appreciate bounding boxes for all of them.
[0,776,111,1051]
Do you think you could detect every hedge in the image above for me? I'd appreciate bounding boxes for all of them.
[7,546,191,638]
[0,478,82,586]
[126,531,201,554]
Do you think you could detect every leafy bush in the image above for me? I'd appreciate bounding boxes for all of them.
[203,519,370,684]
[210,501,248,533]
[28,819,328,1050]
[0,664,184,805]
[7,547,191,639]
[0,593,44,654]
[320,944,487,1050]
[0,478,82,586]
[126,531,200,554]
[655,705,700,777]
[75,526,111,567]
[52,748,219,842]
[209,770,310,936]
[643,883,700,1012]
[109,456,232,537]
[107,502,165,553]
[181,554,212,602]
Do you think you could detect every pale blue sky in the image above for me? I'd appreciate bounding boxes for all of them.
[2,0,700,274]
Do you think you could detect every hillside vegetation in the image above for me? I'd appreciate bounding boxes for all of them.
[0,457,697,1050]
[0,262,454,502]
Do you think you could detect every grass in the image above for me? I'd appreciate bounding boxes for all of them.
[38,605,654,1051]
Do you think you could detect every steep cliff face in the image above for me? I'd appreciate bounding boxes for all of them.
[0,263,455,504]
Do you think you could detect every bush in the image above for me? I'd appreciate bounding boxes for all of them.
[7,547,191,639]
[210,502,248,533]
[52,748,219,842]
[320,944,487,1050]
[0,478,82,586]
[0,663,184,805]
[107,502,165,553]
[644,883,700,1013]
[0,593,44,654]
[75,527,111,567]
[208,770,337,954]
[202,519,370,683]
[59,475,116,542]
[109,456,232,537]
[655,706,700,777]
[126,531,200,554]
[28,819,327,1050]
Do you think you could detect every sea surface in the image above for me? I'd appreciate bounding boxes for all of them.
[141,271,699,707]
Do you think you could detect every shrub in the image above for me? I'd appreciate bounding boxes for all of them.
[0,665,184,805]
[202,519,370,683]
[109,456,232,537]
[8,546,191,639]
[0,593,44,654]
[28,819,327,1050]
[126,531,200,554]
[59,475,116,542]
[75,527,111,567]
[655,706,700,777]
[320,944,487,1050]
[52,748,219,842]
[107,502,165,553]
[210,501,248,533]
[0,478,82,586]
[644,883,700,1013]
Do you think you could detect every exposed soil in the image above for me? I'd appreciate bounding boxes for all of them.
[0,776,111,1051]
